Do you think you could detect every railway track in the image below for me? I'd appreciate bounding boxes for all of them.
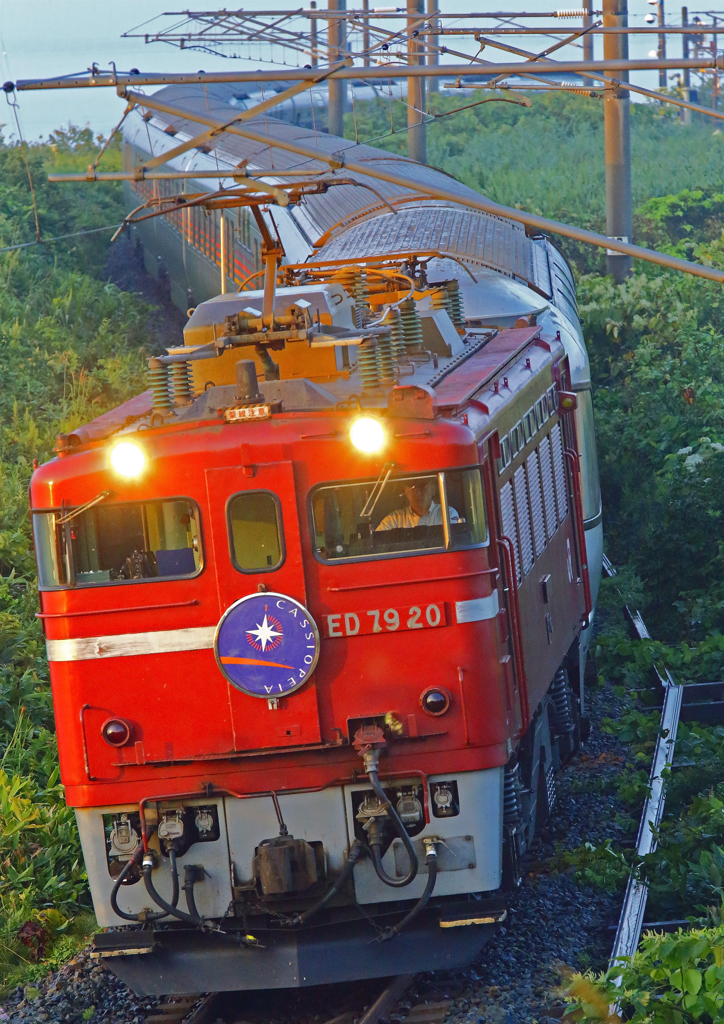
[604,554,724,979]
[147,977,454,1024]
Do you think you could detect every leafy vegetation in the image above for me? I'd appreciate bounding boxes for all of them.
[566,927,724,1022]
[0,126,153,990]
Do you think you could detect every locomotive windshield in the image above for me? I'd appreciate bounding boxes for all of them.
[33,498,201,588]
[312,468,487,562]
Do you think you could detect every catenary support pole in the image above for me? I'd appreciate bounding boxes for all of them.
[327,0,347,135]
[219,212,227,293]
[658,1,668,87]
[682,6,692,122]
[311,1,319,66]
[362,0,370,66]
[603,0,632,281]
[408,0,426,162]
[583,0,594,84]
[427,0,440,95]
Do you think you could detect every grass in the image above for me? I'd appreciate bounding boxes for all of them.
[0,126,154,993]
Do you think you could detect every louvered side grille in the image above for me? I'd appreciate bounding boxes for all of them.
[500,480,521,586]
[539,434,558,540]
[551,422,568,523]
[527,450,546,559]
[513,466,534,576]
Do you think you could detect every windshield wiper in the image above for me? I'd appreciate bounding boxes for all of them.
[56,490,113,525]
[359,463,396,521]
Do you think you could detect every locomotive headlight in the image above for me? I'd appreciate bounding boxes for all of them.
[110,441,146,479]
[350,417,386,454]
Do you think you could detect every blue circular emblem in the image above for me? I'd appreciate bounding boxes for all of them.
[214,593,320,698]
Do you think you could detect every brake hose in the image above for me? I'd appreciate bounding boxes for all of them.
[378,842,438,942]
[367,767,418,887]
[182,860,203,921]
[143,852,202,925]
[287,839,366,927]
[110,847,167,923]
[143,852,259,947]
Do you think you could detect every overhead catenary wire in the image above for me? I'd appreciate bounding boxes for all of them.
[4,88,41,242]
[15,55,724,90]
[0,223,123,256]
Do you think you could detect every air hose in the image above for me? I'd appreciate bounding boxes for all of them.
[182,861,205,921]
[143,850,203,925]
[366,767,418,887]
[377,842,438,942]
[143,850,260,948]
[286,839,366,927]
[110,846,169,923]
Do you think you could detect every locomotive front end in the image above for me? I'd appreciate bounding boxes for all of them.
[31,251,593,994]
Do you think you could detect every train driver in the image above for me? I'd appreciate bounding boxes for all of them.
[376,477,460,531]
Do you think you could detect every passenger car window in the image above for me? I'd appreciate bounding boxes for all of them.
[312,468,487,562]
[33,498,201,588]
[228,491,284,572]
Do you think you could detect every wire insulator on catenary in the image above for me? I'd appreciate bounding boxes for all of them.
[170,361,194,406]
[358,338,380,389]
[399,297,423,352]
[335,267,371,328]
[147,358,172,412]
[377,331,395,380]
[386,305,406,360]
[446,279,466,329]
[429,284,453,320]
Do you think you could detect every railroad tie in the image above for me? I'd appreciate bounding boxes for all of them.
[401,1001,454,1024]
[146,992,217,1024]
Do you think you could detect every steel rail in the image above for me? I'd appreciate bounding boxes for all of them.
[108,87,724,284]
[14,55,724,90]
[603,556,684,981]
[357,975,416,1024]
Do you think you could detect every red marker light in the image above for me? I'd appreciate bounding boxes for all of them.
[420,688,451,716]
[101,718,132,747]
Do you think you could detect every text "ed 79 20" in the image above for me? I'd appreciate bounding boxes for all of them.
[323,603,447,639]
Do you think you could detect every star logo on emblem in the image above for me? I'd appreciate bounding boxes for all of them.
[246,614,283,652]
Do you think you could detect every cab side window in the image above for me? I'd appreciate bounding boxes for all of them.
[228,492,284,573]
[33,498,201,588]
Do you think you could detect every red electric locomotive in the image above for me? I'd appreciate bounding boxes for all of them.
[31,179,597,995]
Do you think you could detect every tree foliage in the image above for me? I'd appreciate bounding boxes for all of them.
[0,126,153,989]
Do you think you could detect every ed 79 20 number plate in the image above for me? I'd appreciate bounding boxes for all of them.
[323,603,447,638]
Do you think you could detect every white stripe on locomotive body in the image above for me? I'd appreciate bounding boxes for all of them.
[47,603,500,661]
[454,593,499,624]
[77,768,503,927]
[45,627,216,662]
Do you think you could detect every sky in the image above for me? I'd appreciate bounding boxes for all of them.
[0,0,697,142]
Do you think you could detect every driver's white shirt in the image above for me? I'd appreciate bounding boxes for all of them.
[376,501,460,531]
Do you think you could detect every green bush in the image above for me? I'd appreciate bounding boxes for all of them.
[0,126,154,989]
[567,926,724,1021]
